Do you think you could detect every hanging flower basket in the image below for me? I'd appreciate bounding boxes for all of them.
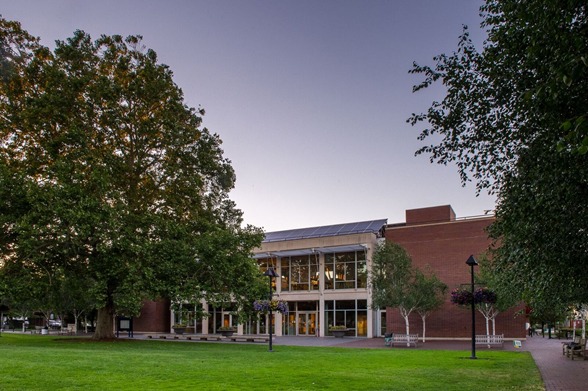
[450,288,497,307]
[253,299,289,314]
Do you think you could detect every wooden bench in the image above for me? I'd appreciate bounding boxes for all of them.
[389,333,419,347]
[562,336,581,356]
[564,338,586,360]
[476,334,504,348]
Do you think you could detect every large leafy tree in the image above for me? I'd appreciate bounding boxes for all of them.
[0,18,264,339]
[409,1,588,314]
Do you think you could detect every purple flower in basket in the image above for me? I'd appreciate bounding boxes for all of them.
[253,299,289,314]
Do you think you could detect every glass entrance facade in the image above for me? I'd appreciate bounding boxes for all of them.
[282,301,318,336]
[251,219,385,338]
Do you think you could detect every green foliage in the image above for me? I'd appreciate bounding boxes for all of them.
[0,334,543,390]
[0,17,264,338]
[409,1,588,314]
[371,242,447,340]
[370,242,414,311]
[414,267,447,317]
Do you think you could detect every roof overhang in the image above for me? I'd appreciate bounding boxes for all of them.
[253,244,368,259]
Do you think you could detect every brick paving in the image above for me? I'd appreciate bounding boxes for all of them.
[522,336,588,391]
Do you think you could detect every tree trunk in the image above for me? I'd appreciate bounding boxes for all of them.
[400,307,411,347]
[73,309,83,334]
[421,314,427,343]
[93,305,115,340]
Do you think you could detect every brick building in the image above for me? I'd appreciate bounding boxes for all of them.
[129,204,526,340]
[384,205,526,339]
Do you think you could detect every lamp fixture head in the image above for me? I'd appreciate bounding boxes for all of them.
[263,267,279,278]
[465,255,478,267]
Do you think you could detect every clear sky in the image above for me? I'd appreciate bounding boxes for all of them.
[1,0,495,232]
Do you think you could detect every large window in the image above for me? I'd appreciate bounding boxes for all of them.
[258,257,278,274]
[173,303,203,334]
[325,299,368,337]
[257,257,279,290]
[324,251,367,290]
[280,254,319,291]
[208,304,238,334]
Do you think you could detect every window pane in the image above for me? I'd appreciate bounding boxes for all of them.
[357,311,368,336]
[345,261,355,281]
[281,259,289,291]
[336,300,355,310]
[335,312,345,326]
[292,256,309,290]
[324,254,334,290]
[297,301,317,311]
[357,259,367,288]
[310,256,319,290]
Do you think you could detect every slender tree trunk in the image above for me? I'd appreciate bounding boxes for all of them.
[73,309,83,334]
[93,305,115,340]
[400,307,411,347]
[18,310,29,332]
[421,314,427,343]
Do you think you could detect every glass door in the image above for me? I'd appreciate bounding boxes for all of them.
[297,312,317,336]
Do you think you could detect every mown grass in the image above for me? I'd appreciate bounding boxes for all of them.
[0,334,543,390]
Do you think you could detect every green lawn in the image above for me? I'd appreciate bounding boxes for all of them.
[0,334,543,390]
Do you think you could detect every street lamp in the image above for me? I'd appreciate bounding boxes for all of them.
[466,255,478,359]
[263,267,279,352]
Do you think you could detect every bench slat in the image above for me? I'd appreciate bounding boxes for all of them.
[389,334,419,347]
[475,334,504,347]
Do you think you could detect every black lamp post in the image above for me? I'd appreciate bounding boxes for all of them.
[466,255,479,359]
[263,267,279,352]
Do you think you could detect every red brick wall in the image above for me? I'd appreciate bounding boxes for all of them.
[133,299,171,332]
[406,205,456,225]
[385,213,526,339]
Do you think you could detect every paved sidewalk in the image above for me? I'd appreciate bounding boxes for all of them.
[522,336,588,391]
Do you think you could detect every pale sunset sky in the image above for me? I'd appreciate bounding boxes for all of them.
[1,0,494,231]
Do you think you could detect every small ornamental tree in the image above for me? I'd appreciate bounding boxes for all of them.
[414,270,447,343]
[371,242,429,346]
